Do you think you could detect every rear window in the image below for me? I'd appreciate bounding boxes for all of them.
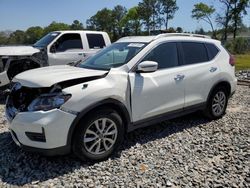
[181,42,209,65]
[87,34,106,49]
[205,43,219,60]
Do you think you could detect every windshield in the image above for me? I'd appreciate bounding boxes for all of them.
[78,42,147,70]
[33,32,60,48]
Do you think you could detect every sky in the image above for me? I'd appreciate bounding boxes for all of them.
[0,0,249,32]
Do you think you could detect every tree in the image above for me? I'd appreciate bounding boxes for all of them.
[176,27,183,33]
[217,0,249,41]
[216,0,233,42]
[138,0,159,34]
[195,28,205,35]
[86,8,113,32]
[160,0,179,30]
[70,20,84,30]
[43,21,70,35]
[8,30,26,44]
[191,3,216,37]
[0,32,8,45]
[230,0,249,39]
[112,5,127,40]
[25,26,44,44]
[121,6,142,35]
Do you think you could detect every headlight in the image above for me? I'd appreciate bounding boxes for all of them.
[28,93,71,112]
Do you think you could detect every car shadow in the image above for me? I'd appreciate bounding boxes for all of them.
[0,112,210,186]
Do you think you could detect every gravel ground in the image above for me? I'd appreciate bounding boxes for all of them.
[0,85,249,187]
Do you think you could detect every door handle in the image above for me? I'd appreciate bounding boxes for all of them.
[174,74,185,81]
[210,67,218,73]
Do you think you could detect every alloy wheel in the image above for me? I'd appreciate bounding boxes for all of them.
[212,91,226,116]
[83,118,118,155]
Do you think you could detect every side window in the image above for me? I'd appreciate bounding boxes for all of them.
[54,34,83,52]
[181,42,209,65]
[142,43,178,69]
[87,34,106,49]
[205,43,219,60]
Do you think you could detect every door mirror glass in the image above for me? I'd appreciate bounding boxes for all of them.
[136,61,158,73]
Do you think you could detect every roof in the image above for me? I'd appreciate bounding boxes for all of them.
[54,30,107,34]
[117,33,221,44]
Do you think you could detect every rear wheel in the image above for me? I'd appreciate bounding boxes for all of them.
[72,109,124,161]
[204,87,229,120]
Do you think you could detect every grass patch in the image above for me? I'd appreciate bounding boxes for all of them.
[235,53,250,71]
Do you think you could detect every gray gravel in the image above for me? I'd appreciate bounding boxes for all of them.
[236,70,250,81]
[0,85,249,187]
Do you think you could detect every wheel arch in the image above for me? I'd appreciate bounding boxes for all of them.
[67,98,131,147]
[207,81,231,103]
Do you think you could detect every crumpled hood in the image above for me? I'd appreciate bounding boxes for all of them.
[14,65,108,88]
[0,46,40,56]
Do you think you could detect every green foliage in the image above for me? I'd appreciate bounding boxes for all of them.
[160,0,179,29]
[192,3,215,37]
[0,32,8,45]
[235,53,250,70]
[70,20,84,30]
[0,20,84,45]
[225,37,249,54]
[43,21,70,35]
[8,30,26,44]
[25,26,44,44]
[121,6,141,35]
[176,27,183,33]
[137,0,158,33]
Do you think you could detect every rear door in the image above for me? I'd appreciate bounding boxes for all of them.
[85,33,107,57]
[178,42,220,107]
[48,33,85,65]
[129,42,185,122]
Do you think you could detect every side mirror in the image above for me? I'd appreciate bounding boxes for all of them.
[136,61,158,73]
[50,44,57,53]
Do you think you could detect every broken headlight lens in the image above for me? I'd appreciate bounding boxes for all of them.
[27,93,71,112]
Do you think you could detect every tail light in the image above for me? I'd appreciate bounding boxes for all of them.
[229,54,235,66]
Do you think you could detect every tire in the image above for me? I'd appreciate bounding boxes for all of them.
[204,86,229,120]
[72,108,124,162]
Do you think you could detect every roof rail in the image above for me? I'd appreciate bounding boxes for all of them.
[154,33,211,40]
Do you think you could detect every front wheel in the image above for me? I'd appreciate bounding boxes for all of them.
[72,109,124,161]
[204,87,229,120]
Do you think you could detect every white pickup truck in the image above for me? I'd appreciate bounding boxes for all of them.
[0,30,111,87]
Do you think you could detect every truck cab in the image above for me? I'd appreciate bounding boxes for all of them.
[0,30,111,87]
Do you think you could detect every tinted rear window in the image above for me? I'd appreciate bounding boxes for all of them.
[181,42,209,65]
[87,34,106,49]
[205,43,219,60]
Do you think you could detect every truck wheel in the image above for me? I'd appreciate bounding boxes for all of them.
[204,86,229,120]
[72,108,124,161]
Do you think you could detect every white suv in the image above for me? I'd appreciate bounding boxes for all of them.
[5,33,237,161]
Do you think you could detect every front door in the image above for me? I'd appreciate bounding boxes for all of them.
[129,42,185,122]
[48,33,84,65]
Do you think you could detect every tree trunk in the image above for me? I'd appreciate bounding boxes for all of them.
[233,20,237,39]
[165,14,169,30]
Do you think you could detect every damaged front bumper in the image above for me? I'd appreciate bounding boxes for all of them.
[7,109,76,155]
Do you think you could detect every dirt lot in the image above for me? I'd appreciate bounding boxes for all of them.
[0,85,249,187]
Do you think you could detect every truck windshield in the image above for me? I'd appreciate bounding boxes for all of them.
[79,42,147,70]
[33,32,60,48]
